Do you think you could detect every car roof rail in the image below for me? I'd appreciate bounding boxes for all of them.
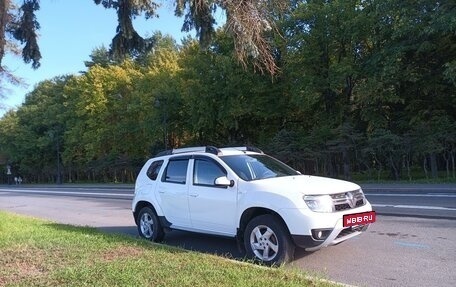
[155,146,220,157]
[229,146,264,154]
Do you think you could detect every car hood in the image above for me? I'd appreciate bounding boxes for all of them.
[247,175,361,195]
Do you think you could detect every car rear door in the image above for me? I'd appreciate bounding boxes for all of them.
[156,156,191,228]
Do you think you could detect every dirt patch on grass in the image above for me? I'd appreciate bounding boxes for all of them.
[0,249,49,286]
[100,245,144,262]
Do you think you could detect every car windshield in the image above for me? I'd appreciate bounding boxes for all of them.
[220,154,300,181]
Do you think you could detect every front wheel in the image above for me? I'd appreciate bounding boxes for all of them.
[244,214,295,265]
[137,206,164,242]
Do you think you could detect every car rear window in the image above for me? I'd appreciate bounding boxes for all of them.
[163,159,188,184]
[146,160,163,181]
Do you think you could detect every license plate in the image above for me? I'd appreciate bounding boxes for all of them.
[343,211,376,227]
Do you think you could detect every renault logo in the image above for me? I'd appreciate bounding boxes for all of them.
[346,191,357,208]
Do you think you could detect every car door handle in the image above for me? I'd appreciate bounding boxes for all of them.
[189,193,199,197]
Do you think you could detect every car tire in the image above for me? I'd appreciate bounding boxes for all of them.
[244,214,295,265]
[137,206,164,242]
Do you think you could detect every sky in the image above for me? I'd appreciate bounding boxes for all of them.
[1,0,223,117]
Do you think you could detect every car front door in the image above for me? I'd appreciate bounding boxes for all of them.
[188,156,238,236]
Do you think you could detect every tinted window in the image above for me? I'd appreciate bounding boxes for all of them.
[221,154,299,181]
[146,160,163,180]
[163,159,188,184]
[193,159,226,186]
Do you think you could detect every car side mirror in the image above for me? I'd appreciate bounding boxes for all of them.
[215,176,234,187]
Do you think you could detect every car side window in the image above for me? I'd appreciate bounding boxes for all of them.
[163,159,189,184]
[193,158,227,186]
[146,160,163,181]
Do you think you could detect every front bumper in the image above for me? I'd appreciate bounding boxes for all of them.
[292,223,370,251]
[280,202,373,250]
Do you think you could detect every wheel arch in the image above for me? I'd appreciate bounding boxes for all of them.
[133,201,157,225]
[237,207,291,239]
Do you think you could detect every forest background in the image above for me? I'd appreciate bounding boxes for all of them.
[0,0,455,183]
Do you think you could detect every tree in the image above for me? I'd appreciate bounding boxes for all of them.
[0,0,28,100]
[1,0,455,183]
[0,0,9,69]
[178,31,282,145]
[0,0,287,76]
[93,0,159,59]
[0,0,41,69]
[63,61,145,182]
[3,76,70,182]
[94,0,287,74]
[83,45,116,69]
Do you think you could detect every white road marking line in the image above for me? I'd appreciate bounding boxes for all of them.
[366,193,456,197]
[0,188,133,197]
[372,204,456,211]
[363,187,456,191]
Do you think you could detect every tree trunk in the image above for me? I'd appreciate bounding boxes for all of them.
[342,148,350,180]
[328,155,335,178]
[363,162,372,180]
[430,153,438,179]
[423,157,428,179]
[443,152,450,179]
[451,151,455,179]
[389,155,400,180]
[0,0,7,66]
[373,154,382,181]
[406,156,411,181]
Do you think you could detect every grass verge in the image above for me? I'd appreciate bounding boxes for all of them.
[0,211,340,287]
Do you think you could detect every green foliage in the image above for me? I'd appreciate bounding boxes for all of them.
[12,0,41,68]
[178,33,283,146]
[94,0,159,59]
[84,45,115,68]
[177,0,216,48]
[0,0,455,183]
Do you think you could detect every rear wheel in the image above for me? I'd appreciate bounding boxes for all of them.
[137,206,164,242]
[244,214,295,265]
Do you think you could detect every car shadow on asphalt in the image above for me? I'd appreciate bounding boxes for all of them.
[293,248,317,260]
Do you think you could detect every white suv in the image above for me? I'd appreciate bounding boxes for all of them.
[132,146,375,265]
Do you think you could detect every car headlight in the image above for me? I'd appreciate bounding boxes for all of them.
[304,195,334,213]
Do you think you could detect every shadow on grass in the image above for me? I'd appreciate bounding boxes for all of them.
[45,222,315,264]
[45,222,244,260]
[161,230,243,260]
[100,226,317,262]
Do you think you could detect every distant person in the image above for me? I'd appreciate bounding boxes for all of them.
[14,176,18,185]
[18,177,23,185]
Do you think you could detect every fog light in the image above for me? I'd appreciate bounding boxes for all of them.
[311,229,332,240]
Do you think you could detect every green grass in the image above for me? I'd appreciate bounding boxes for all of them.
[0,211,339,287]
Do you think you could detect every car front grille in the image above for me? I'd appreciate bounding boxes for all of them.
[331,189,366,211]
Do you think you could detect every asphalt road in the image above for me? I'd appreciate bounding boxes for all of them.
[0,184,455,287]
[2,183,455,219]
[362,184,456,219]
